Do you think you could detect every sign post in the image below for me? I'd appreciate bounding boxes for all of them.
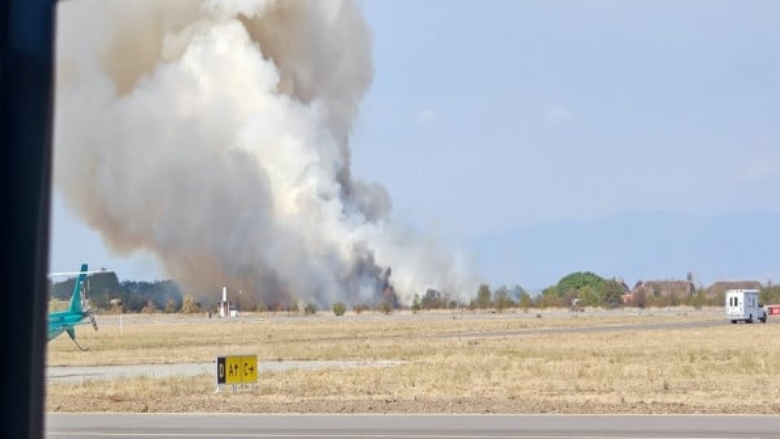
[216,354,258,393]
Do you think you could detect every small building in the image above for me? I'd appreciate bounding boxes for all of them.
[218,286,234,318]
[631,280,696,300]
[706,281,762,300]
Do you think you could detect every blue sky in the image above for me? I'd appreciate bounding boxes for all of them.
[50,1,780,292]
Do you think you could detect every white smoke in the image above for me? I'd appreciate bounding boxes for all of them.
[54,0,476,307]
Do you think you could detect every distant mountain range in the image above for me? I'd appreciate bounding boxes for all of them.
[467,211,780,293]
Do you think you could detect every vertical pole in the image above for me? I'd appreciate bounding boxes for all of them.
[0,0,56,437]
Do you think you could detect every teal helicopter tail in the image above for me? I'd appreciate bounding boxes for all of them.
[68,263,89,314]
[48,262,99,350]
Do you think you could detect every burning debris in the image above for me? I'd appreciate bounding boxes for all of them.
[54,0,476,307]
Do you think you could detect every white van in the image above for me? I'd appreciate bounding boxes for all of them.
[725,289,767,324]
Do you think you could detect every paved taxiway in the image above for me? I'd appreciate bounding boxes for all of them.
[46,414,780,438]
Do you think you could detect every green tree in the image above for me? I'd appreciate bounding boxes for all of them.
[602,279,626,308]
[88,271,122,309]
[539,286,561,309]
[556,272,606,297]
[332,302,347,317]
[691,290,706,310]
[115,280,183,313]
[411,294,421,313]
[578,285,598,307]
[510,284,527,302]
[518,292,532,312]
[494,285,512,313]
[422,289,443,309]
[50,270,123,310]
[760,285,780,304]
[476,284,492,309]
[49,278,74,301]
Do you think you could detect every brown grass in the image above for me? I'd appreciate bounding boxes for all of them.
[46,309,780,414]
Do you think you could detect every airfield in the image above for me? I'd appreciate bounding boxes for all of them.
[46,307,780,415]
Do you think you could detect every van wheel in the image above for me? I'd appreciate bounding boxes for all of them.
[731,320,737,324]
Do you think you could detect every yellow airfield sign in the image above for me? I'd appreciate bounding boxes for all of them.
[216,354,258,385]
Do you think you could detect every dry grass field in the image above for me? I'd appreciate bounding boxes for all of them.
[46,308,780,414]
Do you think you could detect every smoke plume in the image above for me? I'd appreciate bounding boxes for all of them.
[54,0,475,307]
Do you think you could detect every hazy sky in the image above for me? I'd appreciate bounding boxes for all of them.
[50,1,780,292]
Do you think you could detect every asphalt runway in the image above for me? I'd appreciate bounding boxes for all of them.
[46,413,780,438]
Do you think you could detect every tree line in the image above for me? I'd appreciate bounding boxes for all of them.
[49,270,780,315]
[49,272,183,313]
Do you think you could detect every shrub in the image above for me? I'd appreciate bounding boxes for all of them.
[353,303,370,315]
[164,299,177,314]
[332,302,347,317]
[377,301,393,315]
[181,295,200,314]
[141,300,158,314]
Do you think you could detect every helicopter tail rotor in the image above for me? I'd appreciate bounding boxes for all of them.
[83,278,98,331]
[88,310,98,331]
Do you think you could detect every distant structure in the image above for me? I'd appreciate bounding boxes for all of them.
[218,286,236,318]
[624,280,696,305]
[632,280,696,300]
[706,281,763,300]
